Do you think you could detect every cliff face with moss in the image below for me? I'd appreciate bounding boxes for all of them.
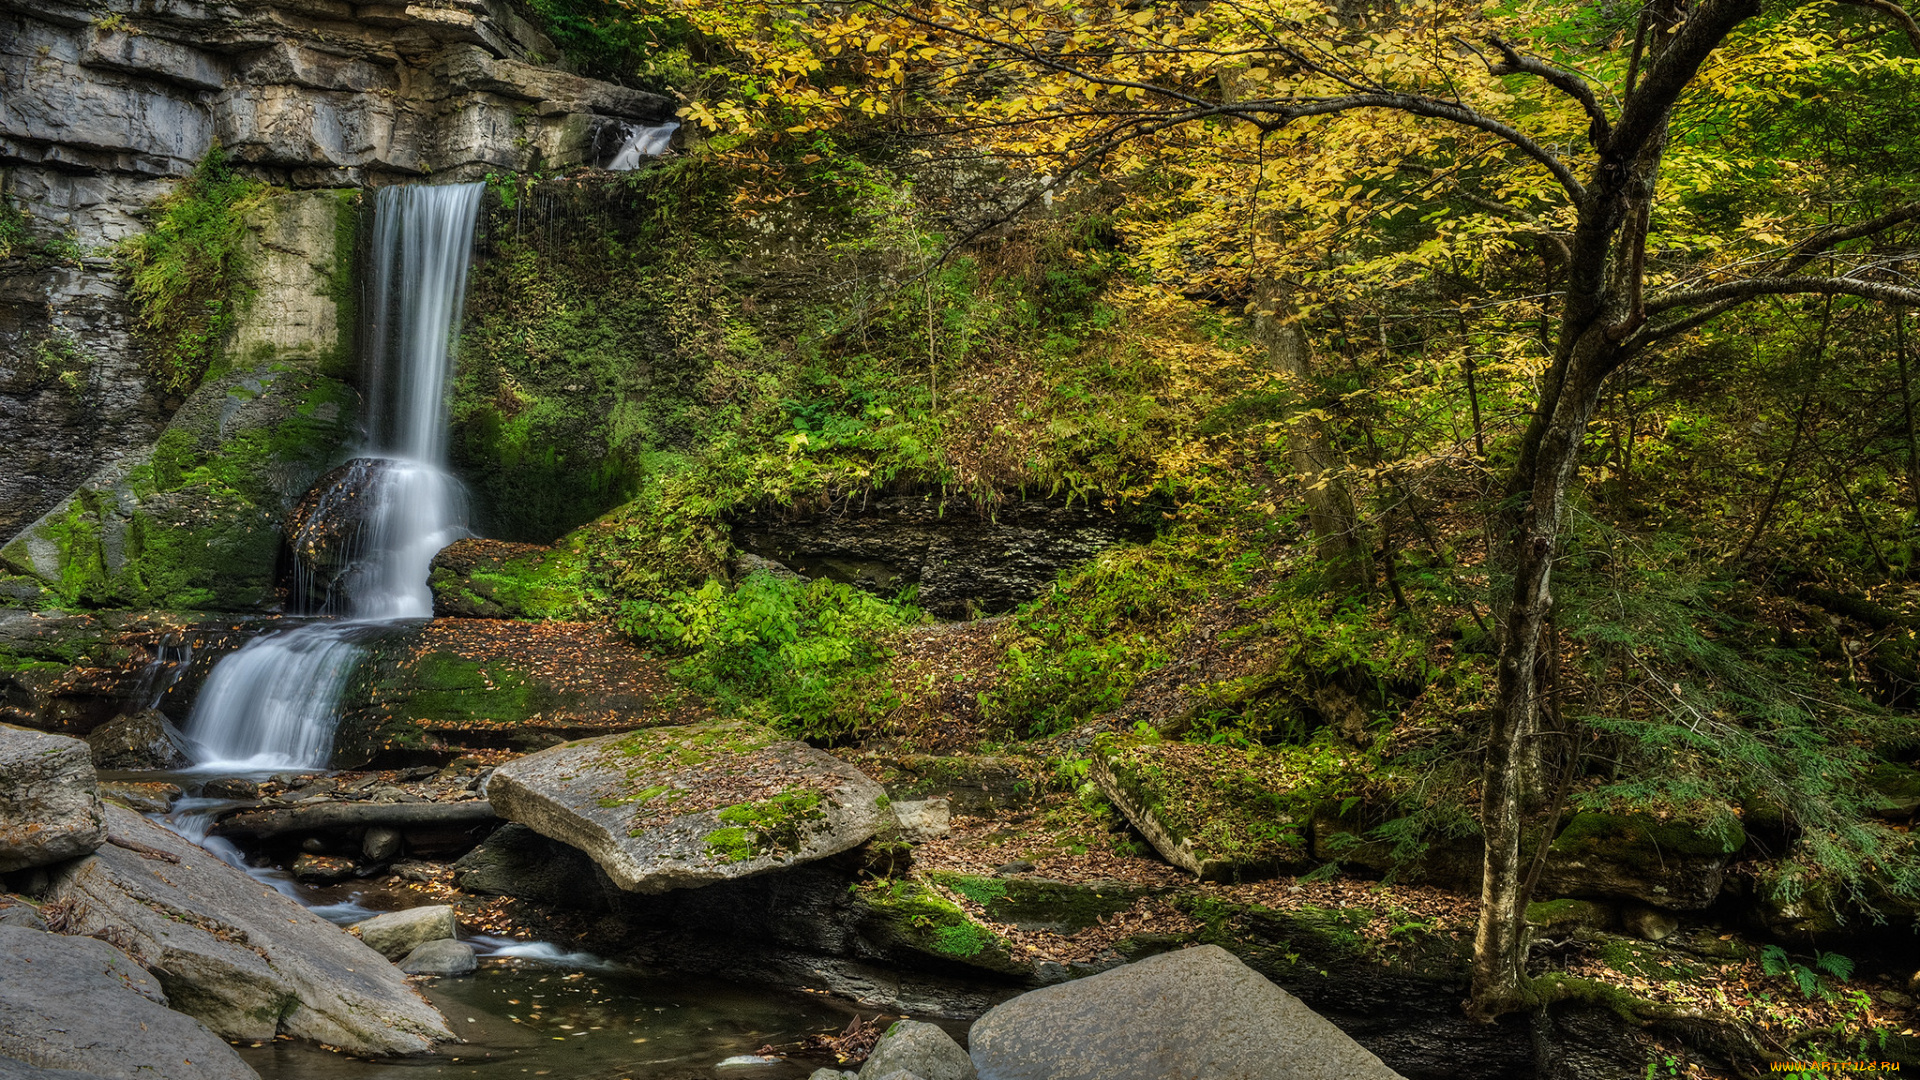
[0,0,669,603]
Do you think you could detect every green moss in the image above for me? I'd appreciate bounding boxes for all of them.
[1095,733,1366,877]
[1548,812,1746,871]
[600,783,673,809]
[607,720,777,771]
[1526,898,1613,934]
[703,826,755,862]
[925,871,1150,933]
[121,145,267,395]
[704,790,825,862]
[858,878,1025,973]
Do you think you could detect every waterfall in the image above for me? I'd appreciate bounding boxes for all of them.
[185,182,485,771]
[605,120,679,170]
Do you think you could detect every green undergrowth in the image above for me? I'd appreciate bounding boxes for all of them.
[19,377,353,610]
[617,570,919,741]
[121,145,266,395]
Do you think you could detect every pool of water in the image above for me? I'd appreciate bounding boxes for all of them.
[235,954,863,1080]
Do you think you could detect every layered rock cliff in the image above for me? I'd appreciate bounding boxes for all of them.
[0,0,671,603]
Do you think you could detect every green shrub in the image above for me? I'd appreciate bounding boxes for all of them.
[618,571,919,739]
[121,145,265,395]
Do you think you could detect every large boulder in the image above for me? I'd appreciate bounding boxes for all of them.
[967,945,1404,1080]
[0,926,258,1080]
[860,1020,974,1080]
[351,905,457,961]
[1091,735,1326,880]
[0,727,105,873]
[487,720,891,893]
[1536,812,1745,910]
[44,804,451,1055]
[84,709,189,770]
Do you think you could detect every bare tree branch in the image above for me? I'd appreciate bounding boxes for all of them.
[1483,36,1612,148]
[1625,276,1920,352]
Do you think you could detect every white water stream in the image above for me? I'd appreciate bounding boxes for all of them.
[606,120,679,170]
[185,182,485,771]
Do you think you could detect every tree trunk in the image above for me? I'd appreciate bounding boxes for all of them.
[1470,332,1615,1016]
[1252,279,1371,586]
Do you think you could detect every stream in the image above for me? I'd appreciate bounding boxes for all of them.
[148,778,873,1080]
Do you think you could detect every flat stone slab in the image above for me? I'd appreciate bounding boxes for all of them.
[0,726,104,873]
[1092,735,1333,880]
[0,925,258,1080]
[46,804,451,1055]
[968,945,1404,1080]
[488,719,890,893]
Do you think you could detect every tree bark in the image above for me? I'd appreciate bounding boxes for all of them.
[1252,279,1372,586]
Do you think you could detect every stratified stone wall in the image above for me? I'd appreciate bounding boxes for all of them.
[0,0,672,546]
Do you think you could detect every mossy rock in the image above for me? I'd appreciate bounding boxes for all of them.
[329,619,705,767]
[427,538,587,620]
[1527,898,1617,936]
[1174,894,1471,982]
[924,871,1156,934]
[486,719,892,893]
[1865,762,1920,819]
[856,877,1028,976]
[1538,811,1745,910]
[1092,733,1365,880]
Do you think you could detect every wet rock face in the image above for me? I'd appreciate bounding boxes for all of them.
[46,804,453,1055]
[0,926,260,1080]
[731,495,1151,618]
[282,458,388,614]
[0,0,671,549]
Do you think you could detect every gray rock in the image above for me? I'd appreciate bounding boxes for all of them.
[83,709,188,770]
[290,853,355,883]
[870,1073,929,1080]
[861,1020,973,1080]
[967,945,1404,1080]
[487,720,891,893]
[201,777,259,801]
[99,780,182,814]
[0,897,45,931]
[451,821,622,910]
[362,825,402,863]
[1620,904,1680,942]
[0,925,258,1080]
[809,1071,859,1080]
[0,1053,106,1079]
[45,804,451,1055]
[397,938,476,976]
[352,905,458,960]
[890,799,952,842]
[731,496,1147,618]
[0,727,105,873]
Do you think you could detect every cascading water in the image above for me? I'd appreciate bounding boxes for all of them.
[605,120,679,170]
[185,182,485,770]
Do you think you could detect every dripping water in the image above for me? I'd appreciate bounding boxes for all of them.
[184,182,485,771]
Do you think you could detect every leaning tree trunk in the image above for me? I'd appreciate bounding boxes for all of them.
[1469,331,1619,1016]
[1252,279,1372,586]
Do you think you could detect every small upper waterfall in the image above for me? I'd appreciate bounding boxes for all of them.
[605,120,679,170]
[185,182,485,770]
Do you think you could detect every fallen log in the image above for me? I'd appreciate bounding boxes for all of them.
[211,800,499,839]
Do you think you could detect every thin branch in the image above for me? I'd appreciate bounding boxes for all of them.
[1483,36,1612,147]
[1644,276,1920,314]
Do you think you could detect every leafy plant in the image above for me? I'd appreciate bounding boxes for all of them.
[120,145,265,395]
[618,570,920,740]
[1760,945,1856,1001]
